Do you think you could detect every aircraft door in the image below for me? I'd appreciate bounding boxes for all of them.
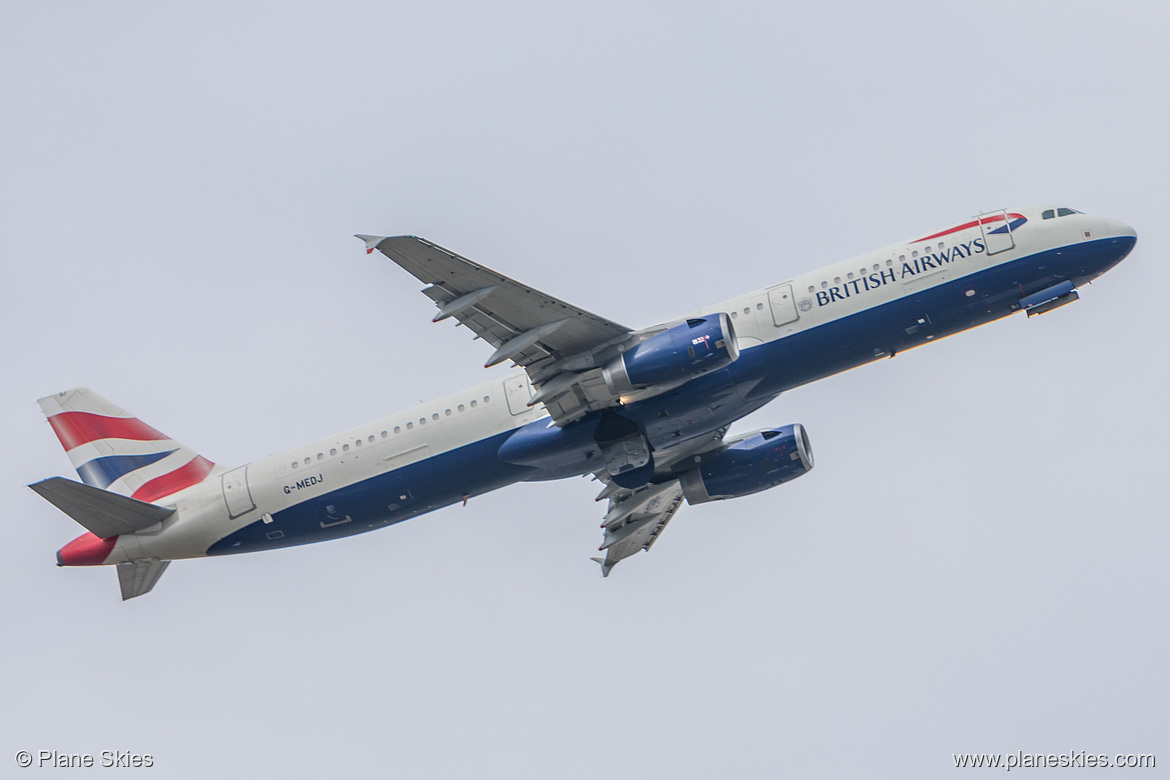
[221,465,256,519]
[504,374,533,416]
[767,283,799,326]
[979,209,1015,256]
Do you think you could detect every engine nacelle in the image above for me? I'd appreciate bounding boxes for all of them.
[602,314,739,395]
[679,424,813,505]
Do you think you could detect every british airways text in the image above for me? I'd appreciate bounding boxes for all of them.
[816,238,987,307]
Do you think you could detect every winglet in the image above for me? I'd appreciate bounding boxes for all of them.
[590,556,615,577]
[355,234,387,255]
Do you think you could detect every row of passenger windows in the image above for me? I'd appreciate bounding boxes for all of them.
[804,242,949,293]
[289,395,492,469]
[729,302,766,319]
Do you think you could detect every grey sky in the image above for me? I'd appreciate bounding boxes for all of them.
[3,2,1166,777]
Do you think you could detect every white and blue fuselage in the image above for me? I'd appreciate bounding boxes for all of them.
[48,206,1137,576]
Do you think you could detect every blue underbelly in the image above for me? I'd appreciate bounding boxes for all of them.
[206,431,531,556]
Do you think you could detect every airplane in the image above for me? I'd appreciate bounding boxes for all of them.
[30,206,1137,599]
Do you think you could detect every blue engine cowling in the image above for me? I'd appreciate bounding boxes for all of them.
[602,314,739,395]
[679,424,813,505]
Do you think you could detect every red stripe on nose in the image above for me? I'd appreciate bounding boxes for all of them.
[57,532,118,566]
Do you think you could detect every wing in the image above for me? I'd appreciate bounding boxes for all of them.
[588,425,730,575]
[359,235,634,424]
[592,479,685,576]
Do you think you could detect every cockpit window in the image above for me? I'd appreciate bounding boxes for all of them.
[1057,207,1079,217]
[1042,209,1055,220]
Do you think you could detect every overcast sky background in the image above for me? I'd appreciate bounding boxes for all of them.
[2,2,1166,777]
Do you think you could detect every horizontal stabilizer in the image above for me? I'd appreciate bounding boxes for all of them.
[30,477,175,539]
[117,560,170,600]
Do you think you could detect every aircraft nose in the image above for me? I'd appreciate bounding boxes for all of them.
[1103,218,1137,239]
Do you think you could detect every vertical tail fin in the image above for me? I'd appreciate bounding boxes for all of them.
[38,388,216,503]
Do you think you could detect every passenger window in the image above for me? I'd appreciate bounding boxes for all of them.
[808,286,814,293]
[847,273,854,280]
[394,426,401,434]
[304,457,311,466]
[369,435,375,443]
[405,423,413,430]
[355,439,362,447]
[343,444,350,451]
[381,431,388,438]
[1042,209,1055,219]
[418,418,425,425]
[292,461,299,469]
[330,448,337,456]
[317,453,324,461]
[470,400,477,408]
[445,409,452,416]
[458,404,465,412]
[1057,207,1076,217]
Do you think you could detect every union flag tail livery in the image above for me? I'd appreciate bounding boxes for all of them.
[33,388,218,599]
[31,206,1138,599]
[39,388,215,502]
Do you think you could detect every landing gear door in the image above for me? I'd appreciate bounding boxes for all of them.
[767,283,799,326]
[979,209,1015,256]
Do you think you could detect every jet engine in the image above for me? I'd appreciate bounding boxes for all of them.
[679,424,813,505]
[602,314,738,395]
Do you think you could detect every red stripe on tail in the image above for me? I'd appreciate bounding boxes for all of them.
[131,456,215,503]
[48,411,169,451]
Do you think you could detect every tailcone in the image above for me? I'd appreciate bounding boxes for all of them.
[57,532,118,566]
